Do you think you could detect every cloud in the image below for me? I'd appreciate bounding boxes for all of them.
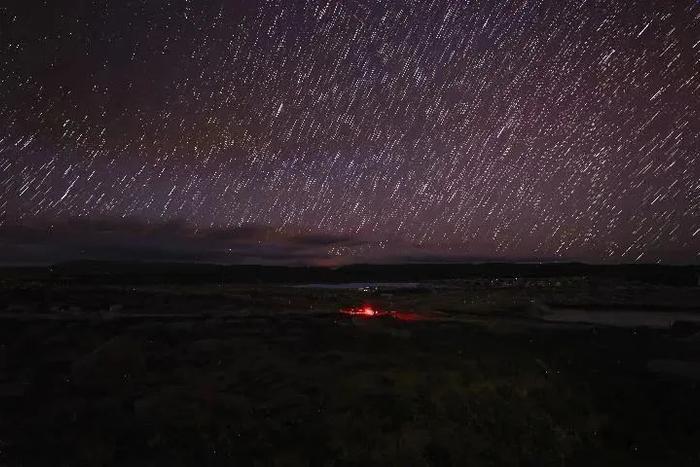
[1,218,606,266]
[0,217,373,266]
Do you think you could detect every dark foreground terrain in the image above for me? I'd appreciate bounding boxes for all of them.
[0,263,699,466]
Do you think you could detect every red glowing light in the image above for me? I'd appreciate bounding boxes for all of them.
[340,304,435,321]
[340,304,385,317]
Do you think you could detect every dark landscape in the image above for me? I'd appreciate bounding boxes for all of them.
[2,0,699,465]
[1,263,699,466]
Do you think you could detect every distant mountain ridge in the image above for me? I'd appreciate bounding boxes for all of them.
[1,260,697,286]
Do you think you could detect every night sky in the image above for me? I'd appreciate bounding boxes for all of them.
[1,0,698,265]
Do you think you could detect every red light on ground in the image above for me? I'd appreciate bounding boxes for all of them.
[340,305,434,321]
[340,305,383,317]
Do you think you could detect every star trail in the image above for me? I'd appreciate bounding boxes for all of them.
[1,0,698,264]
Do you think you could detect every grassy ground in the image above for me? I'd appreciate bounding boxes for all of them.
[0,280,699,466]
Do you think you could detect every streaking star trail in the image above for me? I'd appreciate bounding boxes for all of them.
[1,0,698,263]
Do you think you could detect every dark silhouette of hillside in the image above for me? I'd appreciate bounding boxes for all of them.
[1,261,697,286]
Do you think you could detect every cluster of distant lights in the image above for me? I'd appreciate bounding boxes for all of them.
[342,305,383,317]
[1,0,698,263]
[340,304,422,321]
